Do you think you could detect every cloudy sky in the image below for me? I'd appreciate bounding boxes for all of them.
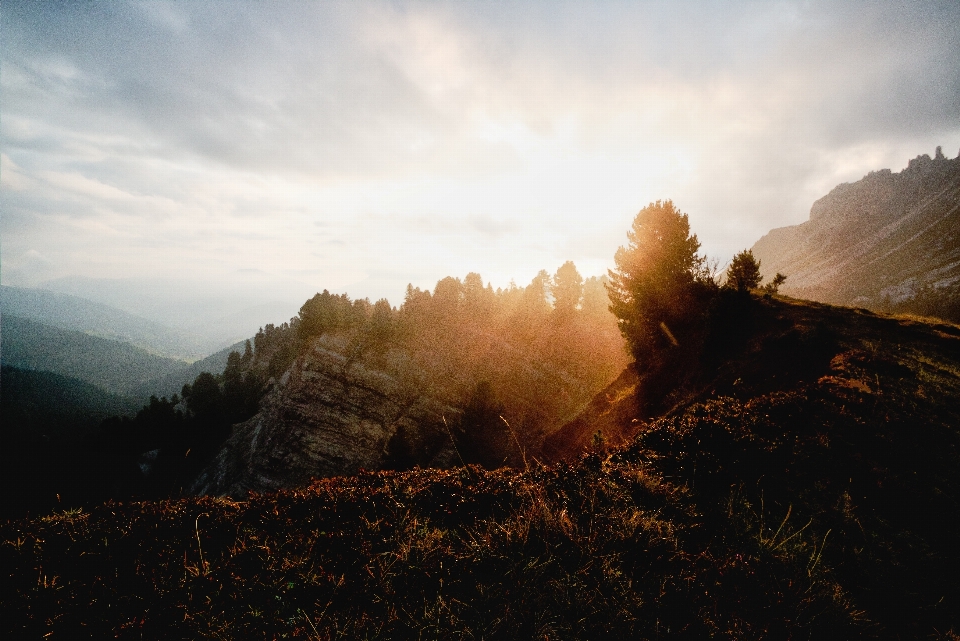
[3,0,959,311]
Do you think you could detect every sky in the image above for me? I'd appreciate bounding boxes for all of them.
[3,0,960,317]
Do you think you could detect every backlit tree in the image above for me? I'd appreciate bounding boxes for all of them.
[607,200,708,362]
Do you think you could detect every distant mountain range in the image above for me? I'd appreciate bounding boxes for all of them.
[33,275,307,352]
[1,315,187,398]
[1,285,210,361]
[2,285,262,402]
[752,147,960,320]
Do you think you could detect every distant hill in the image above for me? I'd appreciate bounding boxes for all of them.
[36,275,307,352]
[0,285,212,361]
[1,315,187,397]
[752,147,960,320]
[1,365,139,438]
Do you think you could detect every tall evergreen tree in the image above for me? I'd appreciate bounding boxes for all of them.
[725,249,762,293]
[552,261,584,315]
[607,200,707,362]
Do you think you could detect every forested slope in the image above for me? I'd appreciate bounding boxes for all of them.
[1,315,186,397]
[195,267,628,495]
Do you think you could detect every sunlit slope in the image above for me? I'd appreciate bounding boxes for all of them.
[752,150,960,320]
[193,276,627,495]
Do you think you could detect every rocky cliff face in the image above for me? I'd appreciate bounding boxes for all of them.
[752,148,960,318]
[192,335,457,496]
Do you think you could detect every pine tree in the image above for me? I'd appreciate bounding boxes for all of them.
[725,250,762,293]
[552,261,584,316]
[606,200,708,362]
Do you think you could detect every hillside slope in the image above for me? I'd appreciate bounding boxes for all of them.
[3,296,959,639]
[616,295,960,639]
[0,285,210,361]
[191,278,627,495]
[1,315,187,397]
[752,148,960,320]
[0,366,142,517]
[1,365,139,438]
[134,339,246,400]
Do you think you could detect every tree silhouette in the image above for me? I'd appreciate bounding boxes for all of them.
[725,250,762,293]
[552,260,584,316]
[606,200,707,362]
[522,269,552,315]
[764,272,787,294]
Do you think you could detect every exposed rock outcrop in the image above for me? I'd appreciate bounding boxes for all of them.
[752,148,960,318]
[192,336,457,496]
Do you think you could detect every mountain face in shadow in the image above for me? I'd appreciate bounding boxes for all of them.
[191,333,459,496]
[752,147,960,320]
[1,365,140,439]
[0,365,143,517]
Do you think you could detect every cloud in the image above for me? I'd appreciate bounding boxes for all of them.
[2,0,959,307]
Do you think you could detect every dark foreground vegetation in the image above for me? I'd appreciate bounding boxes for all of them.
[4,293,960,639]
[5,201,960,639]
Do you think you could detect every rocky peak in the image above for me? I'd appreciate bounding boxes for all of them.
[752,147,960,320]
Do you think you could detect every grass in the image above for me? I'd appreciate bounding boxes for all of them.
[1,459,864,640]
[3,295,960,639]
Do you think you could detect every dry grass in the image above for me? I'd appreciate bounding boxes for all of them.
[4,295,960,639]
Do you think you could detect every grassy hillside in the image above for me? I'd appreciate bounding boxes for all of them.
[2,295,959,639]
[1,315,187,397]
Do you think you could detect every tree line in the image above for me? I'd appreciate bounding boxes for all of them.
[4,198,786,517]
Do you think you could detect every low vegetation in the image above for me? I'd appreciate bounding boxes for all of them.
[4,293,960,639]
[4,202,960,638]
[0,454,859,640]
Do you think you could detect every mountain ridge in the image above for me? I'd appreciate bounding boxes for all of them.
[1,315,187,397]
[0,285,211,361]
[752,148,960,319]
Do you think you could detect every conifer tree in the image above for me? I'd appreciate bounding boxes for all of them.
[552,261,584,315]
[607,200,707,362]
[725,250,763,293]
